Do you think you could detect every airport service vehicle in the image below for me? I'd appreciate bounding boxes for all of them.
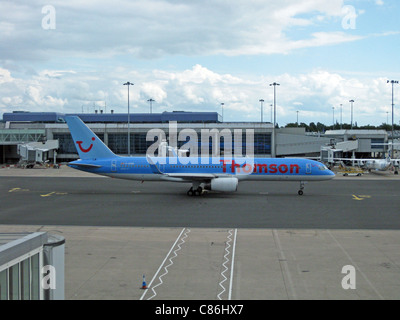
[65,116,335,196]
[334,157,399,173]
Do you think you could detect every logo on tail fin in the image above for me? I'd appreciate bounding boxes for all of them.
[76,137,95,153]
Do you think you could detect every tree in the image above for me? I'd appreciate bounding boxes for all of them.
[309,122,317,132]
[284,121,399,132]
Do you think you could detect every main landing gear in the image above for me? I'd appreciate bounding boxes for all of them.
[298,181,307,196]
[187,186,204,196]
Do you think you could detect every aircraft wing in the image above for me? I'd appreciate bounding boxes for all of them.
[371,143,400,145]
[164,173,219,181]
[146,155,235,181]
[332,157,378,162]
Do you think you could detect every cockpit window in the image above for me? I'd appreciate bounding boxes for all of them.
[318,164,328,171]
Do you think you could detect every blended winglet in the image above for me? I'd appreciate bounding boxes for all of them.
[146,155,163,174]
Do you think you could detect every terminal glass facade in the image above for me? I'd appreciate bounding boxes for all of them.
[171,132,271,156]
[254,133,272,155]
[371,138,385,149]
[53,133,76,155]
[108,133,129,154]
[53,131,272,157]
[133,133,155,155]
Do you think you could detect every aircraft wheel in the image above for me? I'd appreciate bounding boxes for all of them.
[187,189,194,196]
[195,187,204,196]
[298,190,304,196]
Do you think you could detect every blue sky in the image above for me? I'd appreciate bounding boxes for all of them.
[1,0,399,126]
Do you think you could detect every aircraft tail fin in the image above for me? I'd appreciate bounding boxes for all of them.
[65,116,116,160]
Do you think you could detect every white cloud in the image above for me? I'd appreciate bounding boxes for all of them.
[0,0,357,60]
[140,82,168,103]
[1,64,398,126]
[39,70,77,79]
[287,32,364,51]
[0,68,13,84]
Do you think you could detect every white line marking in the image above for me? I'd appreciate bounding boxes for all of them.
[147,228,190,300]
[139,228,188,300]
[217,228,238,300]
[217,229,233,300]
[228,228,237,300]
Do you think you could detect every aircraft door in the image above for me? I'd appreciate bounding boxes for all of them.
[111,160,117,172]
[306,163,312,174]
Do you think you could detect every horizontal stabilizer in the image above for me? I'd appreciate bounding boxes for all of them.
[68,162,102,169]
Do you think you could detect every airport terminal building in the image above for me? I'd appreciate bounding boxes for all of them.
[0,111,390,164]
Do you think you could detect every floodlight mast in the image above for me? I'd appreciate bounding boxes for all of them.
[349,99,354,129]
[269,82,280,157]
[388,80,399,158]
[148,98,155,114]
[123,81,134,156]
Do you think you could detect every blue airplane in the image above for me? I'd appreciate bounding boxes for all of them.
[66,116,335,196]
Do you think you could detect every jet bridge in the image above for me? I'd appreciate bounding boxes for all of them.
[17,140,59,168]
[321,140,359,165]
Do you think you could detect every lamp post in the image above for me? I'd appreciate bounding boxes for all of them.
[269,82,280,157]
[349,99,354,129]
[388,80,399,158]
[270,104,273,123]
[296,110,299,127]
[147,98,155,114]
[123,81,134,156]
[332,106,335,128]
[221,103,224,122]
[340,104,343,129]
[259,99,264,122]
[269,82,280,129]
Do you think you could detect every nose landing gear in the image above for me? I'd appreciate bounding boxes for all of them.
[298,181,306,196]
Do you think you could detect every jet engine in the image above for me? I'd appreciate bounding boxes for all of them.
[205,177,238,192]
